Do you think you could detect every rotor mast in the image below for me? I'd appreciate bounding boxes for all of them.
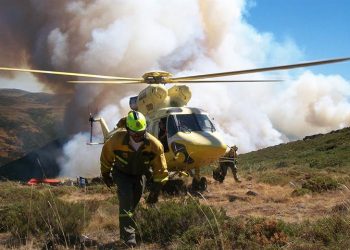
[142,71,173,84]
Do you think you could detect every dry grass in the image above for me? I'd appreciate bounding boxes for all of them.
[60,190,114,203]
[203,175,350,223]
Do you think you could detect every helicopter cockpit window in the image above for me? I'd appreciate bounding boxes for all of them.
[172,114,216,133]
[176,114,200,132]
[195,114,216,132]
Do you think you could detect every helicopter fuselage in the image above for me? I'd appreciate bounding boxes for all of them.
[94,106,227,177]
[90,84,228,179]
[147,107,227,174]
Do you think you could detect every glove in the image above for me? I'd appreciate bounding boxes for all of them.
[146,182,162,204]
[102,173,113,188]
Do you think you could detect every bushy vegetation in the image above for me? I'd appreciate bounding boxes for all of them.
[0,182,98,247]
[135,197,289,249]
[135,198,350,249]
[136,197,225,247]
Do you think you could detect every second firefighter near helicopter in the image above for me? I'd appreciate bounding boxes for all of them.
[213,145,241,183]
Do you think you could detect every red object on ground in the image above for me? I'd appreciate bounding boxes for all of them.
[27,178,40,185]
[27,178,61,186]
[43,179,61,185]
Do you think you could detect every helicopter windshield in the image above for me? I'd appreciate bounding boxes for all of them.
[195,114,216,132]
[167,114,216,136]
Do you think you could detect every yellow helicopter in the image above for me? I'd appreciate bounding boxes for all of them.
[0,57,349,191]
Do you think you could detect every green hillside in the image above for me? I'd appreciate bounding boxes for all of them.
[239,127,350,187]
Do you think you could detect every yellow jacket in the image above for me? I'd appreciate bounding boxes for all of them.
[225,147,237,158]
[100,130,168,183]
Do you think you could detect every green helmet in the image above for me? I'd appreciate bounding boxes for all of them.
[126,111,147,132]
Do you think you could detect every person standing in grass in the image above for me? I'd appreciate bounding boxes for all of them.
[100,110,169,247]
[213,145,241,183]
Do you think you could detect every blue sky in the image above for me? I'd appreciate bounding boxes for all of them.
[245,0,350,79]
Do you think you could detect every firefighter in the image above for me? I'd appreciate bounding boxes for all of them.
[213,145,241,183]
[100,111,168,247]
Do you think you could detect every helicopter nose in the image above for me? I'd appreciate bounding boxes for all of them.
[171,131,227,164]
[178,131,227,147]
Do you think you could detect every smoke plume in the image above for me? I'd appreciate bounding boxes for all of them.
[0,0,349,177]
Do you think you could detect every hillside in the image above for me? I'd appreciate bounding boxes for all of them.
[238,127,350,186]
[0,89,69,166]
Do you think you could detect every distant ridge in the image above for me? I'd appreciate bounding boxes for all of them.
[0,88,69,166]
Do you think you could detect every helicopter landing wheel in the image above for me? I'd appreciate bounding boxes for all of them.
[199,177,207,191]
[162,179,187,195]
[191,177,207,192]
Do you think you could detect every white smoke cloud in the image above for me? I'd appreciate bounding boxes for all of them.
[48,28,69,69]
[267,71,350,138]
[58,98,131,177]
[58,133,101,177]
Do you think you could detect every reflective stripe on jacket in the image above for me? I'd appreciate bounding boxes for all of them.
[100,130,168,183]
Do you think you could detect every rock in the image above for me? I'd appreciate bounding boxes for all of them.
[246,190,258,196]
[228,195,248,202]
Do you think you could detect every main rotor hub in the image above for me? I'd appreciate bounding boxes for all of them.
[142,71,173,84]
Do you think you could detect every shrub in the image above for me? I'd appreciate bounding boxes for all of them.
[227,217,288,248]
[301,176,340,193]
[275,161,288,168]
[136,198,291,249]
[135,197,226,247]
[292,188,312,197]
[0,188,93,246]
[301,215,350,246]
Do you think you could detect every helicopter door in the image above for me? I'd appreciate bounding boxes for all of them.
[158,117,169,152]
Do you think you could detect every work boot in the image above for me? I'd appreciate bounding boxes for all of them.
[125,238,136,248]
[122,235,136,248]
[233,172,241,183]
[121,227,137,248]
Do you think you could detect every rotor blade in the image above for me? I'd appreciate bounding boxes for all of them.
[0,66,142,80]
[172,79,282,83]
[68,80,145,84]
[172,57,350,81]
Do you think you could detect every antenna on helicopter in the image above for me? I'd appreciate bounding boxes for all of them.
[89,113,95,144]
[86,107,109,145]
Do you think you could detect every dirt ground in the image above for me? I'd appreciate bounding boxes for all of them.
[200,176,350,223]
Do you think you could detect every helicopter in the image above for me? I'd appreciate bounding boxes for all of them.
[1,57,349,191]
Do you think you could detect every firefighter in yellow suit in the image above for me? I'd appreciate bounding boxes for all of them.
[213,145,241,183]
[100,111,168,247]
